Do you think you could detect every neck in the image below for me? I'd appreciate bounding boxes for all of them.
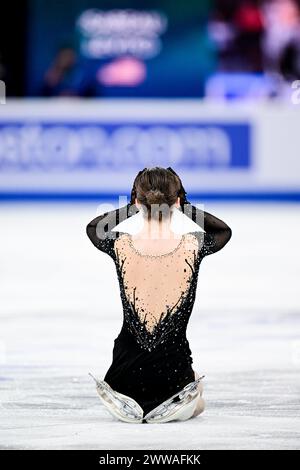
[139,214,175,240]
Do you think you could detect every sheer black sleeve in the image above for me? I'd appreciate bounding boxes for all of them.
[86,202,137,256]
[183,201,232,256]
[166,166,232,256]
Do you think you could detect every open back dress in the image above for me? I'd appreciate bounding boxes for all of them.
[86,201,232,415]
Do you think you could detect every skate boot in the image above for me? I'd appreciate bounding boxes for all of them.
[144,375,205,424]
[89,373,144,423]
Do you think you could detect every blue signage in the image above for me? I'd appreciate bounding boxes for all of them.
[0,122,251,171]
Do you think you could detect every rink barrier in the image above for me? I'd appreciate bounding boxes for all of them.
[0,192,299,202]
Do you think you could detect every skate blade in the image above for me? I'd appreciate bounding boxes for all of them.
[146,394,200,423]
[178,375,205,399]
[89,373,144,423]
[144,376,205,424]
[144,390,200,423]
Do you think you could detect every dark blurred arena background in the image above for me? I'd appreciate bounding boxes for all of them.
[0,0,299,451]
[0,0,300,199]
[3,0,300,100]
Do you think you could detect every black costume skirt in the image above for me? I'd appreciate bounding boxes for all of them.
[104,326,195,416]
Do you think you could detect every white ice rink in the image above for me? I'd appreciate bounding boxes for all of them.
[0,202,299,450]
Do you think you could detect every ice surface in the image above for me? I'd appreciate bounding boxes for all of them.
[0,202,299,450]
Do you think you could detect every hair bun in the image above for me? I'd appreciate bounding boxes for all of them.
[145,189,165,205]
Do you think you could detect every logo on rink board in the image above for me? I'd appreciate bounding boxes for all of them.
[0,122,251,171]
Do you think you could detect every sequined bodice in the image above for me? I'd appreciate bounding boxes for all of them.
[86,202,232,353]
[113,232,201,351]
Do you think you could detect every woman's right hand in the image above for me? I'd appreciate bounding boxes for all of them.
[166,166,189,208]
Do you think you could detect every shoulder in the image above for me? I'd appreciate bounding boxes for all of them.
[114,232,131,254]
[183,232,202,253]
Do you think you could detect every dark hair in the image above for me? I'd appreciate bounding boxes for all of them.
[131,167,182,222]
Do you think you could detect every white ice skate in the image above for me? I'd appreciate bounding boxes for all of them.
[89,373,204,424]
[89,373,144,423]
[144,375,205,424]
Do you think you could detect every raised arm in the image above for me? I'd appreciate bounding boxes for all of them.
[86,202,137,254]
[185,202,232,255]
[166,166,232,255]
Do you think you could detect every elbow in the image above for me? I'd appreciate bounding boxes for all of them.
[225,226,232,245]
[86,223,91,239]
[86,222,95,243]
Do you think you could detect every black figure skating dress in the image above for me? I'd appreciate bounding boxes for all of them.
[86,200,232,416]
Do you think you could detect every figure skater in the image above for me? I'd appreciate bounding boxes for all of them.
[86,167,232,423]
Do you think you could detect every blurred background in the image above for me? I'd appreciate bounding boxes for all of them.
[1,0,300,198]
[3,0,300,100]
[0,0,299,450]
